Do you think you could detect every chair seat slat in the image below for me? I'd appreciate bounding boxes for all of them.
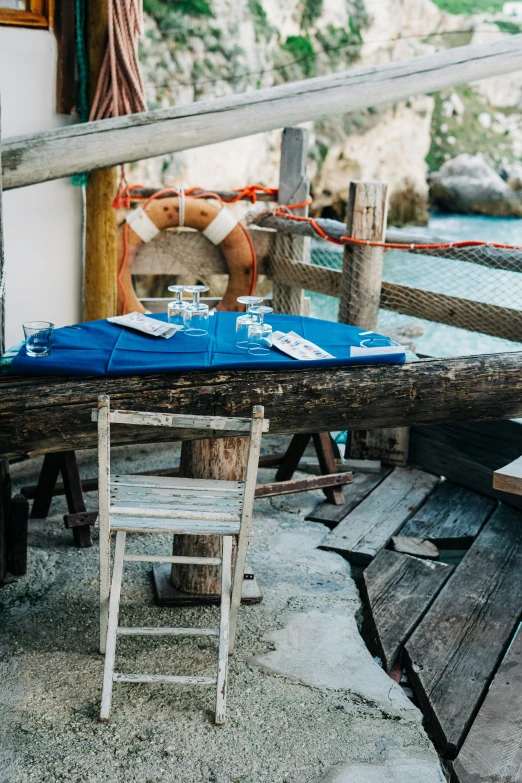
[112,474,243,492]
[117,627,219,637]
[109,515,240,535]
[109,505,239,522]
[110,488,243,507]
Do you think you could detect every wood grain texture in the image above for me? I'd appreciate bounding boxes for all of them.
[452,625,522,783]
[391,536,439,559]
[321,467,439,565]
[400,480,497,548]
[305,468,392,525]
[493,456,522,496]
[5,36,522,189]
[272,127,309,315]
[362,549,453,671]
[405,503,522,759]
[409,421,522,510]
[3,354,522,460]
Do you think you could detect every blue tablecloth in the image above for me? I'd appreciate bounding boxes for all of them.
[9,312,406,378]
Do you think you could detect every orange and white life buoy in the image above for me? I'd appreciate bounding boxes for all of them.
[117,193,257,314]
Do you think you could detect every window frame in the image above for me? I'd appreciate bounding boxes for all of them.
[0,0,53,29]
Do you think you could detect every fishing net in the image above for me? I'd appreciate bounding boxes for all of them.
[264,229,522,356]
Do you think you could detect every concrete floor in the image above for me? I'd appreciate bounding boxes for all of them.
[0,440,447,783]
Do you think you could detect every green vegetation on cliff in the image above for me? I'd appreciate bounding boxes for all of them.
[430,0,503,13]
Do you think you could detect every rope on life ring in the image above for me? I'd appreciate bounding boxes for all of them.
[117,191,257,315]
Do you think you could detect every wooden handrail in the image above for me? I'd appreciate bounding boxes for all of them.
[3,35,522,190]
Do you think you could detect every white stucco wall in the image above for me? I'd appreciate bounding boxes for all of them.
[1,25,83,348]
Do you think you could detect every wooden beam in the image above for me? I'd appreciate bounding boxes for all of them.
[84,0,118,321]
[4,36,522,190]
[452,625,522,783]
[3,352,522,459]
[405,503,522,759]
[362,549,453,671]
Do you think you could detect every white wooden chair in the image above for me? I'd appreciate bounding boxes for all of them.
[92,395,268,724]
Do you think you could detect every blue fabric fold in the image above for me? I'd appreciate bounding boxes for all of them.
[10,312,405,378]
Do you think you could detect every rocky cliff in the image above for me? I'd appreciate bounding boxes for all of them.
[135,0,522,226]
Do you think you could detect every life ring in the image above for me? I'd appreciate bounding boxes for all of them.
[117,195,256,314]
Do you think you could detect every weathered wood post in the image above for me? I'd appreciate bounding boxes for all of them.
[271,127,310,315]
[339,181,409,466]
[84,0,119,321]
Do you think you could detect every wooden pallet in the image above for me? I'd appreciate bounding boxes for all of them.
[361,549,453,671]
[404,503,522,759]
[452,624,522,783]
[320,467,439,565]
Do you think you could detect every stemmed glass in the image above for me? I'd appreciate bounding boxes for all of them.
[167,285,188,329]
[184,285,210,336]
[247,306,273,356]
[235,296,264,349]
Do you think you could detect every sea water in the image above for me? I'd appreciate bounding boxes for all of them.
[308,214,522,357]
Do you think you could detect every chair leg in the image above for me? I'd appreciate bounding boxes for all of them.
[100,531,126,723]
[228,531,250,656]
[99,523,111,654]
[215,536,232,725]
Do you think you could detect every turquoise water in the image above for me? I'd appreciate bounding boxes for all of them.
[308,213,522,357]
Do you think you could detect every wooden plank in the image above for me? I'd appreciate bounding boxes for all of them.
[409,421,522,510]
[255,471,353,498]
[493,455,522,496]
[380,282,522,344]
[4,353,522,460]
[272,126,309,315]
[54,0,76,115]
[275,434,311,481]
[305,468,392,525]
[400,480,497,548]
[452,625,522,783]
[321,467,439,564]
[404,503,522,759]
[362,549,453,671]
[5,36,522,189]
[391,536,439,559]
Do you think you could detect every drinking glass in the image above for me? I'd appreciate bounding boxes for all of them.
[235,295,264,349]
[248,323,273,355]
[184,285,210,336]
[23,321,54,357]
[167,285,187,329]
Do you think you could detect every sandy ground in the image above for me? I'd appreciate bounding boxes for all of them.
[0,440,446,783]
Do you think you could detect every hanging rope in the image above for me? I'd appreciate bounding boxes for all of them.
[90,0,148,121]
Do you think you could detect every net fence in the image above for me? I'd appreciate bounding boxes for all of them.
[266,230,522,356]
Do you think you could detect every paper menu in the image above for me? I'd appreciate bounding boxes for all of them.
[272,331,335,360]
[107,312,182,339]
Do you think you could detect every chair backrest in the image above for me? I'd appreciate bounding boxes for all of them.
[93,395,269,529]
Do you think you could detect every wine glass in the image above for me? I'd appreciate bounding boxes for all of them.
[184,285,210,336]
[235,295,264,349]
[247,306,273,356]
[167,285,187,329]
